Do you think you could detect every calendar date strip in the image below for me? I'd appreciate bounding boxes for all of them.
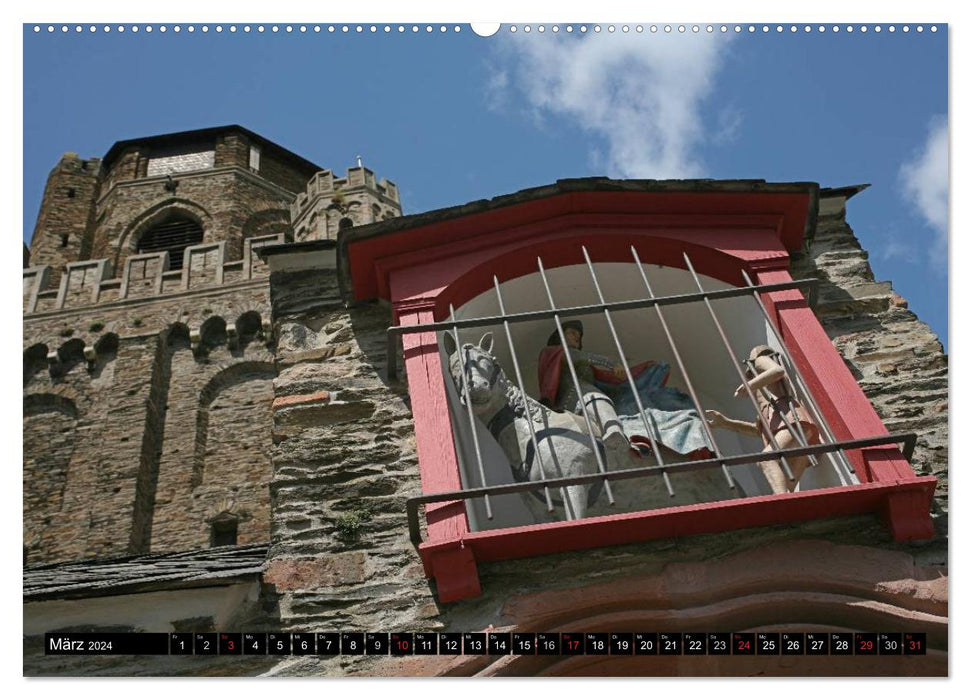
[45,631,927,656]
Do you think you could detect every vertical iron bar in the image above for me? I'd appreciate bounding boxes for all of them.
[779,397,820,467]
[682,253,796,484]
[492,276,560,514]
[740,269,855,484]
[536,257,616,506]
[449,304,494,520]
[630,247,735,490]
[580,247,675,498]
[785,368,852,484]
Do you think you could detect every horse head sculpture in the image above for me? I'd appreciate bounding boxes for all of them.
[443,331,506,416]
[444,330,608,521]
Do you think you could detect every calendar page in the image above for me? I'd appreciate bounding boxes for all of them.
[17,2,949,686]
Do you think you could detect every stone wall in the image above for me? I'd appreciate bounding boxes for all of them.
[23,279,275,564]
[260,147,316,196]
[214,133,249,170]
[24,280,271,354]
[23,333,159,563]
[151,337,276,553]
[790,191,948,537]
[261,268,440,674]
[27,153,101,280]
[23,397,78,560]
[102,148,142,193]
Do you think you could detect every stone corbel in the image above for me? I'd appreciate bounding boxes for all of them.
[45,351,59,374]
[226,323,239,350]
[83,345,98,368]
[190,328,204,356]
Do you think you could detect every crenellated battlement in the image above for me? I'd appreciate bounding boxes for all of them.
[56,152,103,174]
[23,233,285,316]
[289,166,401,240]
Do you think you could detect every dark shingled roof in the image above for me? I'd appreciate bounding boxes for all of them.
[23,544,268,601]
[101,124,323,174]
[820,183,870,200]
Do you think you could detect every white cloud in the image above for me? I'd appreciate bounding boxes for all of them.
[714,106,743,145]
[899,117,949,266]
[485,68,509,112]
[879,238,916,263]
[491,31,733,179]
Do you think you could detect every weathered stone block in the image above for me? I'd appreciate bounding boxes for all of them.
[272,400,377,440]
[271,390,331,410]
[263,553,368,590]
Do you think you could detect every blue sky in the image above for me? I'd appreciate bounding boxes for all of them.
[22,23,948,347]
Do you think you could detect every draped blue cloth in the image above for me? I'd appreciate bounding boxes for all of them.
[596,362,713,456]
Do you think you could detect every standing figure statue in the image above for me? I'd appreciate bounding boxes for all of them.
[706,345,820,493]
[537,320,715,465]
[537,320,631,467]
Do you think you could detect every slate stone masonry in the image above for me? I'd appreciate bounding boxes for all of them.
[263,269,439,662]
[791,191,948,538]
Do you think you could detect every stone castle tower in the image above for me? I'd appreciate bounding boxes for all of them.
[23,125,400,565]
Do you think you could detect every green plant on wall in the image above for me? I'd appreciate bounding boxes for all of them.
[334,506,373,543]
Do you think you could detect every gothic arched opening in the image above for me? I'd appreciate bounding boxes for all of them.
[137,215,204,271]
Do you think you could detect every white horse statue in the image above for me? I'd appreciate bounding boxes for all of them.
[444,331,735,523]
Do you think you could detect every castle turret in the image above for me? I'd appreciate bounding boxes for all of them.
[28,153,101,283]
[290,163,402,243]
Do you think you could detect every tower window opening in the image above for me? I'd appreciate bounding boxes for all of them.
[210,516,238,547]
[66,188,76,198]
[60,234,69,248]
[137,216,204,271]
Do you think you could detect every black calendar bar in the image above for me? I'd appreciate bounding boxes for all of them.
[45,633,169,655]
[42,631,931,656]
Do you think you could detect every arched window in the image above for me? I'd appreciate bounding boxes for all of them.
[137,216,204,271]
[341,183,935,602]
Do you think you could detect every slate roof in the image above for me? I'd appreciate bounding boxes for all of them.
[101,124,323,174]
[23,544,268,601]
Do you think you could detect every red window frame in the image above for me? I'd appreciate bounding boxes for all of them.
[343,188,936,602]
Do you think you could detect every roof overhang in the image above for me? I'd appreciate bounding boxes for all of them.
[258,178,820,304]
[23,544,267,602]
[338,178,819,304]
